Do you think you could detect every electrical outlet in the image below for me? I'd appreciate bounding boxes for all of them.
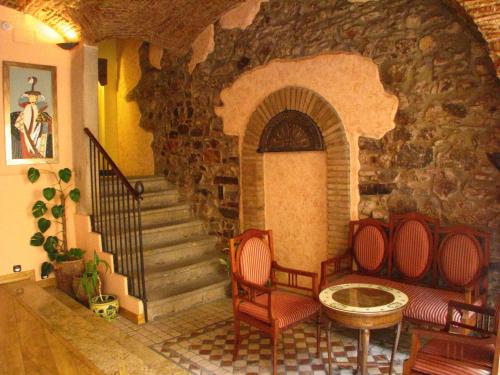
[13,265,22,273]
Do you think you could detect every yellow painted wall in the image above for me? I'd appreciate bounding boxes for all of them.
[97,39,154,177]
[0,5,76,279]
[97,39,119,162]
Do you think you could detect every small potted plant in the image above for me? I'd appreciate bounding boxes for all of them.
[27,167,84,296]
[81,251,119,321]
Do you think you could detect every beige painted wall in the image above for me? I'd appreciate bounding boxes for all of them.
[0,5,76,279]
[264,152,328,275]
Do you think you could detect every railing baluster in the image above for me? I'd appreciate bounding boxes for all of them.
[85,128,148,322]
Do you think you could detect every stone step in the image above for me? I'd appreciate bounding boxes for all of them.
[143,235,219,270]
[147,277,228,320]
[128,175,172,193]
[100,175,172,194]
[96,203,192,230]
[145,255,223,298]
[142,219,206,249]
[105,219,206,251]
[98,190,180,212]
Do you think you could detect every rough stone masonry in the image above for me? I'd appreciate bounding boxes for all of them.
[131,0,500,296]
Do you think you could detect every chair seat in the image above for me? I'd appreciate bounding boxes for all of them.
[329,274,481,326]
[412,352,492,375]
[238,291,320,328]
[421,339,495,368]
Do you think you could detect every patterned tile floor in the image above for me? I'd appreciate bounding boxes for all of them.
[113,298,411,374]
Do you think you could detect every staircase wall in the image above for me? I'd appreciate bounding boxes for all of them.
[71,213,144,321]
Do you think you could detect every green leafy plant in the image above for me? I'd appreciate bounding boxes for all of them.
[27,167,83,277]
[219,247,231,275]
[80,251,110,304]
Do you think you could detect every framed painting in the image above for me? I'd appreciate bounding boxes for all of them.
[3,61,58,165]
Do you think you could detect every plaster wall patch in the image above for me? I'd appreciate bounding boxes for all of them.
[188,24,214,74]
[220,0,269,30]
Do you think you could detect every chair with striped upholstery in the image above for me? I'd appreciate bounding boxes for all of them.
[403,298,500,375]
[229,229,322,375]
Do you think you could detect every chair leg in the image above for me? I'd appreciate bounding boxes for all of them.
[316,310,322,358]
[233,319,240,361]
[272,335,278,375]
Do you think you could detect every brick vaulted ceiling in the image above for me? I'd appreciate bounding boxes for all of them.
[1,0,499,74]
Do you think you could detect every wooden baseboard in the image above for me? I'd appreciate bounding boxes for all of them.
[119,306,145,325]
[0,270,35,285]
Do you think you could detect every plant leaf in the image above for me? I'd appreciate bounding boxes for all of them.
[30,232,45,246]
[67,248,84,259]
[32,200,47,218]
[42,187,56,201]
[69,188,80,202]
[41,262,53,278]
[37,218,51,233]
[43,236,58,252]
[51,205,64,219]
[58,168,71,183]
[27,167,40,183]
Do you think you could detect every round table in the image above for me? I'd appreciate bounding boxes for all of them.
[319,283,409,375]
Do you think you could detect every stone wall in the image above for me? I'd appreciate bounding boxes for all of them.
[132,0,499,292]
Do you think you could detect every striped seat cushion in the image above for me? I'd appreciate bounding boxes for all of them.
[239,237,272,286]
[238,291,320,328]
[328,274,480,326]
[413,352,492,375]
[439,233,482,287]
[393,220,431,279]
[353,225,386,272]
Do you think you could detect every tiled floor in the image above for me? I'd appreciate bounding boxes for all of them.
[113,298,410,374]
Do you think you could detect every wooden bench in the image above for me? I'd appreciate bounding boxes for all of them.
[320,212,491,327]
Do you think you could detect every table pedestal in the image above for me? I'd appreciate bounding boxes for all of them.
[326,320,403,375]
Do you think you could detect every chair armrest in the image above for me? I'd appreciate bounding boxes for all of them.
[320,253,352,290]
[272,261,318,297]
[445,300,496,334]
[234,274,274,321]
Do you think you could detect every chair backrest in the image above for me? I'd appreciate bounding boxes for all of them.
[438,226,490,289]
[350,218,389,274]
[229,229,274,287]
[389,212,439,281]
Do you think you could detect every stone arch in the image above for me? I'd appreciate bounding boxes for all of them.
[242,86,350,257]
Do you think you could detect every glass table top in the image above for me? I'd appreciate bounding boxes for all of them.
[319,283,409,314]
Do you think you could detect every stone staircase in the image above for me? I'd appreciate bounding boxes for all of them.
[103,175,227,320]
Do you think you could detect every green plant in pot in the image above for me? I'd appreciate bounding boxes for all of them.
[27,167,84,296]
[81,251,119,321]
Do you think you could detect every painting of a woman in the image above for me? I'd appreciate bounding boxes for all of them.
[3,62,57,165]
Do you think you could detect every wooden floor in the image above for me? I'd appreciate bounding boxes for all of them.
[0,285,102,375]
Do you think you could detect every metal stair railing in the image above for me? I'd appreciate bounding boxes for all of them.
[84,127,148,321]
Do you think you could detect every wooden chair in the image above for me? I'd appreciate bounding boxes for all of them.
[229,229,322,375]
[403,298,500,374]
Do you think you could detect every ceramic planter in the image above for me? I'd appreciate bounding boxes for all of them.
[90,295,119,321]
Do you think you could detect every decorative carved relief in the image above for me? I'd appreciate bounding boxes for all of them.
[258,110,324,153]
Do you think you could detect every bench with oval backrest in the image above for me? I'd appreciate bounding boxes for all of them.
[320,212,491,327]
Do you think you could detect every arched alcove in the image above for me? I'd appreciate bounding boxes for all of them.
[242,86,350,257]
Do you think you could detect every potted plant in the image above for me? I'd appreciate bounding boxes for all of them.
[27,167,84,295]
[81,251,119,321]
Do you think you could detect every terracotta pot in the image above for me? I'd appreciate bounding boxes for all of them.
[72,274,95,306]
[90,295,119,321]
[54,259,84,297]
